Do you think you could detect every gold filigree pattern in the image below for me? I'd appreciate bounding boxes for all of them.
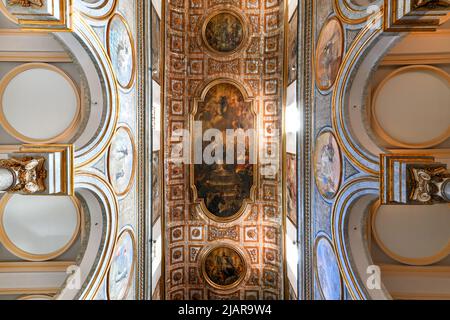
[0,157,46,194]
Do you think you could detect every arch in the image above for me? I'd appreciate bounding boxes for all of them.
[56,172,118,300]
[331,177,391,300]
[55,13,120,168]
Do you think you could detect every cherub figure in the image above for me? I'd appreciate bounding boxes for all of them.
[8,0,43,8]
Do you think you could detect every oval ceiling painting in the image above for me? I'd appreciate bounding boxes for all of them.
[202,245,246,289]
[315,17,344,91]
[108,125,136,197]
[314,236,342,300]
[107,228,135,300]
[107,14,135,89]
[313,130,342,199]
[203,11,245,54]
[193,81,255,221]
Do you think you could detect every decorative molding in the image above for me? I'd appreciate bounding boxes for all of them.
[0,287,59,295]
[4,0,72,31]
[0,261,75,273]
[0,51,72,62]
[379,153,450,205]
[383,0,450,32]
[381,52,450,65]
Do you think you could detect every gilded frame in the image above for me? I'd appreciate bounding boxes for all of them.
[200,243,248,291]
[0,193,82,262]
[313,233,344,300]
[107,124,137,198]
[106,225,137,300]
[189,78,258,223]
[106,13,137,91]
[314,16,345,92]
[312,128,343,201]
[0,62,82,144]
[201,8,249,57]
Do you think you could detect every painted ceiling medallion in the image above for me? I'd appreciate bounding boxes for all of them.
[191,80,256,222]
[107,228,136,300]
[314,235,343,300]
[107,125,136,197]
[107,13,135,89]
[313,130,342,199]
[202,11,246,54]
[315,17,344,91]
[201,245,247,290]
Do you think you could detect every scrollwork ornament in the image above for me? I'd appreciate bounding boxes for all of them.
[0,157,47,194]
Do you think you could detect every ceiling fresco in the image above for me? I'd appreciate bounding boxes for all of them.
[164,0,285,300]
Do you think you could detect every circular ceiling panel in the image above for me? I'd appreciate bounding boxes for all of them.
[0,194,81,261]
[372,202,450,265]
[315,17,344,91]
[0,63,81,144]
[313,130,342,200]
[372,65,450,148]
[107,125,136,197]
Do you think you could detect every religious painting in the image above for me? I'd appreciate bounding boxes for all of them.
[107,228,136,300]
[202,245,247,289]
[313,130,342,199]
[203,11,245,54]
[314,235,343,300]
[107,14,135,89]
[315,17,344,91]
[288,9,298,85]
[192,81,255,221]
[151,5,161,84]
[108,125,136,197]
[152,151,161,225]
[286,153,297,226]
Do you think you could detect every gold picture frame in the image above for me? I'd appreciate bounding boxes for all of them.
[106,13,136,90]
[201,9,249,57]
[107,124,137,198]
[200,243,248,291]
[189,78,258,223]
